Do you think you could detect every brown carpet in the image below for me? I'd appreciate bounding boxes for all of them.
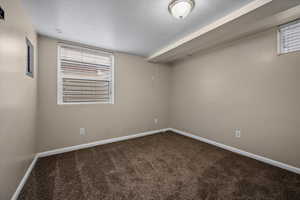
[18,131,300,200]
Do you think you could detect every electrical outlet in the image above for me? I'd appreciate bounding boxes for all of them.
[154,118,158,124]
[234,128,241,138]
[80,128,86,136]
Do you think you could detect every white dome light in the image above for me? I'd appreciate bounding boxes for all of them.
[168,0,195,19]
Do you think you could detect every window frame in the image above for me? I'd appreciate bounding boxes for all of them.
[26,37,34,78]
[278,19,300,55]
[57,43,115,105]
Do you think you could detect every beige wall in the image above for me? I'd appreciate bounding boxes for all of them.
[36,29,300,168]
[37,35,170,152]
[1,4,299,198]
[0,0,38,199]
[170,28,300,168]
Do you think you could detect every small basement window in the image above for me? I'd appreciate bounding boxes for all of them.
[278,19,300,54]
[26,38,34,78]
[57,44,114,105]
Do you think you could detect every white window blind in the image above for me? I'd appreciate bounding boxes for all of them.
[58,44,114,104]
[279,19,300,54]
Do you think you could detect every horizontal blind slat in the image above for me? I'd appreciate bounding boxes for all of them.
[61,59,111,68]
[59,44,113,104]
[280,20,300,54]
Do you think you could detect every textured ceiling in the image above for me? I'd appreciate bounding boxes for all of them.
[22,0,254,56]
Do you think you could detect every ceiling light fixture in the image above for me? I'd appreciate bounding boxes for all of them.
[168,0,195,19]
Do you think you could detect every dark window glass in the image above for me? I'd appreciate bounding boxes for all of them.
[26,38,34,78]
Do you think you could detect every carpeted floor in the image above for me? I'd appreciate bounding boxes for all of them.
[18,131,300,200]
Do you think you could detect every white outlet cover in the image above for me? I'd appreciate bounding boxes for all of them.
[235,128,241,138]
[80,128,86,136]
[154,118,158,124]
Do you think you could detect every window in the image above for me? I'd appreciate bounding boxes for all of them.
[26,38,34,78]
[279,19,300,54]
[57,44,114,105]
[0,6,5,20]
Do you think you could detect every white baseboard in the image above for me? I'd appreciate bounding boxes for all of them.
[169,128,300,175]
[11,127,300,200]
[11,155,38,200]
[11,128,167,200]
[38,128,169,158]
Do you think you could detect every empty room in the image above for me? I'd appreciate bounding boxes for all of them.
[1,0,300,199]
